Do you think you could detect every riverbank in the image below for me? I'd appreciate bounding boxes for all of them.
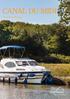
[41,64,70,85]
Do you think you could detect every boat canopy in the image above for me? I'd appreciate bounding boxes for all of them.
[0,45,25,58]
[0,45,25,50]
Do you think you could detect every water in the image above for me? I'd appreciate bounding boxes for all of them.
[0,83,70,99]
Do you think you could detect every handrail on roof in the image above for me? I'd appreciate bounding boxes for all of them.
[0,45,25,50]
[0,45,25,58]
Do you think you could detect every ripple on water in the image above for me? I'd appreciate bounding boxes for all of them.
[0,83,70,99]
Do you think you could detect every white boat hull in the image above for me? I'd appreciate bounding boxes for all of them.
[27,78,42,84]
[0,72,47,84]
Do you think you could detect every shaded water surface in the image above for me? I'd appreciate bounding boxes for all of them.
[0,83,70,99]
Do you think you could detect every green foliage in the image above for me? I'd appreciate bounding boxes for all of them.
[50,54,70,63]
[58,0,70,25]
[0,20,70,63]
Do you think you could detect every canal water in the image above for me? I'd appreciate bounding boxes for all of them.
[0,83,70,99]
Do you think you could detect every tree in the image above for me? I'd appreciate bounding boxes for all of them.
[11,23,29,41]
[58,0,70,25]
[56,25,68,54]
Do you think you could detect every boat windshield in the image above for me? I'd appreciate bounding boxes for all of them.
[28,61,38,66]
[16,60,38,66]
[16,61,29,66]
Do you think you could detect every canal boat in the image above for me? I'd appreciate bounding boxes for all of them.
[0,45,51,84]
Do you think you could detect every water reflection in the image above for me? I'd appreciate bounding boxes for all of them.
[0,83,70,99]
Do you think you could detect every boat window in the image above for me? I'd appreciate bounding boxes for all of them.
[5,62,16,68]
[28,61,38,66]
[16,61,29,66]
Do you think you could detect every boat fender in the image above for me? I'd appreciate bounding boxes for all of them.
[23,78,27,84]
